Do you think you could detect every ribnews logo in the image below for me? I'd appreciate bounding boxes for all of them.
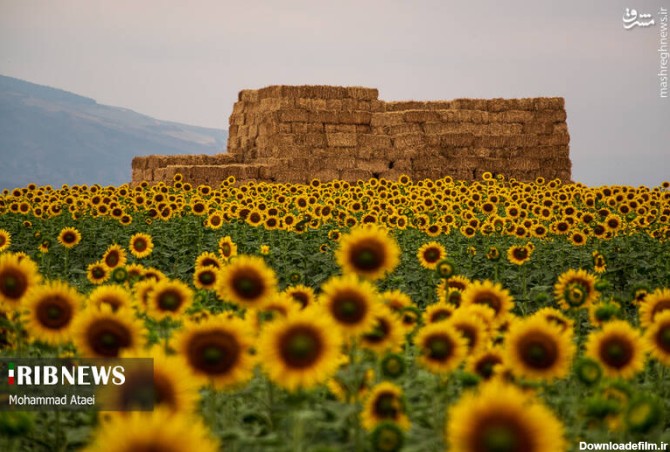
[1,358,154,411]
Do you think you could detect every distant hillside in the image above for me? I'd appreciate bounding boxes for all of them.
[0,75,227,189]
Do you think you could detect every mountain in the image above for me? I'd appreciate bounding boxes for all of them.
[0,75,227,190]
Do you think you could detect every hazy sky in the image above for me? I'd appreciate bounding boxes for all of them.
[1,0,668,186]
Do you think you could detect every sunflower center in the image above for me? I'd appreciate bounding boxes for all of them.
[290,292,310,309]
[658,327,670,352]
[651,300,670,321]
[476,356,502,379]
[519,334,558,370]
[374,393,400,420]
[1,270,28,300]
[232,270,264,300]
[423,248,441,263]
[600,337,633,368]
[63,232,76,243]
[133,239,147,251]
[117,369,162,411]
[92,266,106,279]
[512,248,528,260]
[158,290,182,312]
[564,282,588,307]
[430,309,451,323]
[475,293,500,313]
[350,241,385,272]
[198,271,215,285]
[427,335,453,360]
[481,424,518,452]
[188,332,240,375]
[279,327,322,368]
[88,320,132,357]
[36,297,73,329]
[221,244,231,256]
[105,252,120,268]
[332,293,367,324]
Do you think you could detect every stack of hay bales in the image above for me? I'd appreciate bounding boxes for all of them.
[132,85,571,186]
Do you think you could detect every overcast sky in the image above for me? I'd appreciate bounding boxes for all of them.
[1,0,668,186]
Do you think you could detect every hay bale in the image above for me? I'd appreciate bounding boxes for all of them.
[357,159,390,173]
[358,134,392,149]
[393,133,425,149]
[346,87,379,100]
[522,123,554,134]
[533,97,565,110]
[294,133,327,147]
[370,100,385,112]
[341,169,373,182]
[403,110,441,123]
[291,123,309,134]
[239,90,259,102]
[311,169,341,181]
[486,98,511,112]
[498,110,535,123]
[279,109,309,123]
[543,134,570,145]
[326,124,357,133]
[326,99,343,110]
[324,157,358,170]
[370,112,405,127]
[326,133,357,147]
[534,110,567,123]
[337,111,372,125]
[309,110,338,124]
[451,99,488,110]
[388,124,423,135]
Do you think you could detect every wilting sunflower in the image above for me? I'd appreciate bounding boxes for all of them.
[645,311,670,365]
[87,261,110,285]
[218,235,238,260]
[128,233,153,259]
[147,279,194,321]
[102,244,127,270]
[215,255,277,309]
[460,280,514,326]
[360,306,405,354]
[0,229,10,252]
[258,308,343,391]
[446,380,566,452]
[57,227,82,249]
[361,381,411,432]
[319,274,380,337]
[283,284,316,310]
[174,316,255,389]
[507,243,532,266]
[638,288,670,328]
[100,348,200,416]
[73,308,144,358]
[416,241,447,270]
[505,316,575,381]
[585,320,646,379]
[466,347,505,381]
[554,268,599,310]
[193,266,218,291]
[336,225,400,280]
[88,285,132,312]
[0,252,41,309]
[22,280,82,345]
[84,408,219,452]
[414,322,467,374]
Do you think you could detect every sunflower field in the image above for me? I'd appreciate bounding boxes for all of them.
[1,173,670,451]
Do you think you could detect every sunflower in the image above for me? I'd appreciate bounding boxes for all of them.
[88,285,132,312]
[531,307,574,336]
[592,251,607,273]
[585,320,646,379]
[414,322,467,374]
[460,280,514,326]
[361,382,411,432]
[319,274,380,337]
[84,408,219,452]
[466,347,505,381]
[22,280,81,345]
[218,235,238,260]
[423,301,456,324]
[193,266,218,291]
[258,309,343,391]
[505,316,575,381]
[0,229,10,252]
[57,227,82,249]
[132,279,156,311]
[174,316,255,389]
[215,255,277,309]
[102,244,127,269]
[87,261,110,285]
[206,211,224,229]
[645,311,670,365]
[256,292,299,324]
[507,244,532,265]
[147,279,194,321]
[447,308,491,356]
[73,308,144,358]
[336,225,400,280]
[100,348,200,416]
[360,306,405,354]
[416,241,447,270]
[446,380,566,452]
[283,284,316,310]
[0,252,41,309]
[554,268,599,310]
[128,233,153,259]
[195,251,222,270]
[638,288,670,328]
[380,289,413,315]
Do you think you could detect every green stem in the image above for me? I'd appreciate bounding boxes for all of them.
[292,410,305,452]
